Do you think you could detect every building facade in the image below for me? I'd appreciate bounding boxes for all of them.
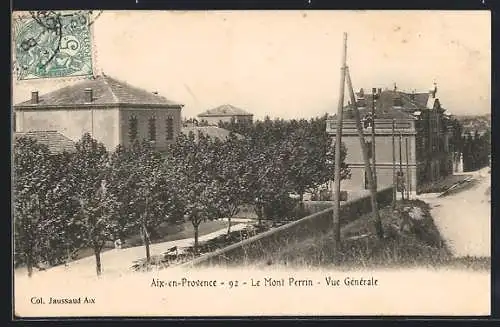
[197,104,253,126]
[14,75,183,151]
[326,85,453,194]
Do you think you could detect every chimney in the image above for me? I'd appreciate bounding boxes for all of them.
[84,88,93,103]
[31,91,39,104]
[378,88,382,95]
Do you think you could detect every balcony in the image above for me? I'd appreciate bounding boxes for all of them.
[326,118,415,135]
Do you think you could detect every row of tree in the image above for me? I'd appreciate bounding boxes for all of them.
[14,115,350,277]
[462,129,491,172]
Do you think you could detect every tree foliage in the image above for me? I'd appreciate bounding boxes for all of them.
[13,137,54,276]
[14,115,351,274]
[462,129,490,172]
[69,133,119,276]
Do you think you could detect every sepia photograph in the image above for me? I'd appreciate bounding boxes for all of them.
[12,10,491,317]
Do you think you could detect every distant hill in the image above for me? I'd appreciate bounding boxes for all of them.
[455,113,490,135]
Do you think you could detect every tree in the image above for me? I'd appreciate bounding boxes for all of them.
[107,144,138,242]
[170,132,227,251]
[13,136,67,276]
[132,141,175,262]
[235,116,350,221]
[463,132,473,172]
[244,135,297,223]
[286,116,350,208]
[449,118,464,171]
[70,133,119,276]
[43,150,84,266]
[109,140,185,263]
[213,133,252,234]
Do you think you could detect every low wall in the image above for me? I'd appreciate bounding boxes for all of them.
[181,186,394,268]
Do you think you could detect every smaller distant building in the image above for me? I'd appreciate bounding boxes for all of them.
[14,131,76,154]
[197,104,253,126]
[181,126,244,142]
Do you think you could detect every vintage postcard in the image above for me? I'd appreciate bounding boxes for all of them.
[12,10,491,317]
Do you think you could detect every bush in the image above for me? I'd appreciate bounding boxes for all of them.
[263,195,300,221]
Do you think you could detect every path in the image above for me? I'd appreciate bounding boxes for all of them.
[15,223,250,280]
[417,167,491,258]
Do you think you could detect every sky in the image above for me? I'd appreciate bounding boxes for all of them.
[12,10,491,120]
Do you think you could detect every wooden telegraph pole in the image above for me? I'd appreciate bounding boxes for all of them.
[345,67,384,240]
[371,88,378,190]
[332,32,348,252]
[392,119,396,209]
[399,132,404,200]
[405,138,410,200]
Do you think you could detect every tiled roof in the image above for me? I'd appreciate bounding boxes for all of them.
[15,74,182,107]
[334,90,435,120]
[181,126,244,142]
[198,104,252,117]
[14,131,76,154]
[411,93,431,108]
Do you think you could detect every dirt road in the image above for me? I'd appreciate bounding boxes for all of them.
[419,168,491,258]
[15,223,250,280]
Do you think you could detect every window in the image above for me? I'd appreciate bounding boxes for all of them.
[166,116,174,141]
[148,116,156,142]
[128,115,138,143]
[364,170,370,189]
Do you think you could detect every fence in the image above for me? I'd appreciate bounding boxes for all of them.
[181,186,394,267]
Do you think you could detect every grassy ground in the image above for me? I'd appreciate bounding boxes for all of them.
[438,178,479,197]
[262,200,489,271]
[418,174,473,194]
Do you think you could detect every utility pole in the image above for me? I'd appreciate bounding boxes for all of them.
[332,32,348,253]
[405,137,410,200]
[91,109,94,137]
[371,88,378,190]
[399,132,404,200]
[345,67,383,240]
[392,119,396,209]
[408,138,412,198]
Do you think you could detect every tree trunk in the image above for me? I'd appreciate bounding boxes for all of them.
[94,247,102,276]
[299,192,305,216]
[193,224,200,252]
[26,254,33,278]
[143,196,151,263]
[227,217,232,235]
[142,223,151,263]
[256,205,263,226]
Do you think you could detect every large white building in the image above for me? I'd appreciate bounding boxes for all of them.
[14,74,184,151]
[326,86,454,194]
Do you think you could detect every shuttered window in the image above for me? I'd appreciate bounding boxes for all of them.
[148,116,156,142]
[129,115,138,143]
[166,116,174,140]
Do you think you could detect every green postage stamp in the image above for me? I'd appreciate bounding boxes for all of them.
[13,11,95,80]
